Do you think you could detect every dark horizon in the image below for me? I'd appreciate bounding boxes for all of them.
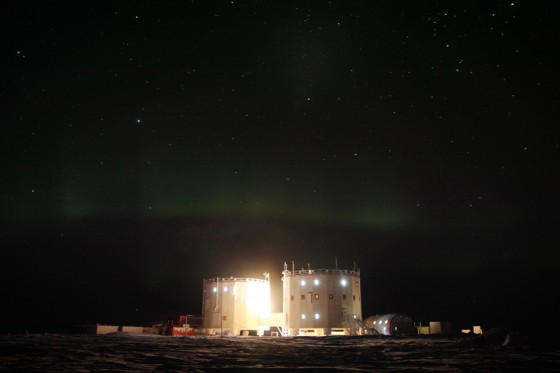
[2,215,556,335]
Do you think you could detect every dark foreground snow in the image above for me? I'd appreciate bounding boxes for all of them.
[1,333,559,372]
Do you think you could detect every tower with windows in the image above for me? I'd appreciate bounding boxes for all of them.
[201,276,270,336]
[281,263,362,336]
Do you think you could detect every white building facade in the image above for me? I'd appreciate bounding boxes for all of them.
[201,276,271,336]
[281,265,363,336]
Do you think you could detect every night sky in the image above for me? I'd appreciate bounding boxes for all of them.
[2,1,559,334]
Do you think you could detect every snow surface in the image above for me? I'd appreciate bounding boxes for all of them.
[1,333,559,372]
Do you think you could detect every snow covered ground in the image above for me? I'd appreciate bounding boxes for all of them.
[1,333,559,372]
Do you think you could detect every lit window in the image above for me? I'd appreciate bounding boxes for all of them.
[301,280,306,286]
[314,279,319,285]
[301,314,306,320]
[314,313,320,320]
[341,279,347,286]
[314,294,319,300]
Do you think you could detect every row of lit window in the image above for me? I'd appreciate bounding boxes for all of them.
[291,294,357,301]
[299,279,358,287]
[301,313,320,320]
[300,314,360,321]
[372,320,388,325]
[300,314,359,320]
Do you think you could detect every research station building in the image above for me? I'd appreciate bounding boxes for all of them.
[201,275,274,336]
[281,263,363,336]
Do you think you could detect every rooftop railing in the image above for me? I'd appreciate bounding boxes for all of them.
[282,268,360,277]
[203,277,269,284]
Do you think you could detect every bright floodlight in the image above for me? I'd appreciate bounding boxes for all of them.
[300,280,306,286]
[314,279,319,285]
[341,278,347,286]
[314,313,320,320]
[301,314,306,320]
[223,286,228,292]
[245,281,270,316]
[213,287,217,292]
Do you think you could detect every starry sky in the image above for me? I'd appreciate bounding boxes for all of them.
[2,1,559,334]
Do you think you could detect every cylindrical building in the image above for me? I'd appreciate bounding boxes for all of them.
[201,275,270,336]
[363,314,417,336]
[282,264,362,336]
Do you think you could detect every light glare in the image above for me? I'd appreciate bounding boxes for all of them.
[245,281,270,316]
